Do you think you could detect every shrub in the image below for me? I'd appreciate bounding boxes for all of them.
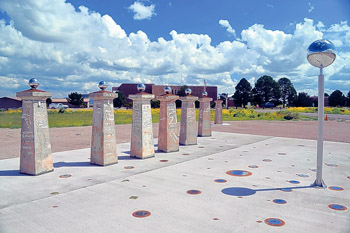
[282,111,300,120]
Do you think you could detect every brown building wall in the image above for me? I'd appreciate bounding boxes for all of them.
[0,97,22,110]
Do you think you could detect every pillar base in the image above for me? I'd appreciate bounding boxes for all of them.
[21,168,54,176]
[130,154,155,159]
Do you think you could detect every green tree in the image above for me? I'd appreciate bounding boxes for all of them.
[46,98,52,106]
[253,75,280,105]
[113,91,126,108]
[296,92,312,107]
[278,77,297,108]
[328,90,346,107]
[233,78,252,108]
[67,92,84,107]
[177,85,189,97]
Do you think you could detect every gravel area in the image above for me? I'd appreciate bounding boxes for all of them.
[1,120,349,160]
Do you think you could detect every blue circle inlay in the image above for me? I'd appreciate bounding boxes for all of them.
[214,179,227,183]
[281,188,292,192]
[230,170,248,176]
[297,174,309,177]
[273,199,287,204]
[329,186,343,191]
[268,218,282,225]
[289,180,300,184]
[329,204,346,210]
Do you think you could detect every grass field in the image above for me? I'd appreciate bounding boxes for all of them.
[0,107,318,129]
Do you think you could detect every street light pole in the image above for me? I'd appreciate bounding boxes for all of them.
[307,39,336,188]
[314,66,326,187]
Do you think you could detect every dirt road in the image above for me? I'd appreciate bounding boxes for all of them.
[0,120,349,160]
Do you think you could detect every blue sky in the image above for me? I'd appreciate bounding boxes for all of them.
[0,0,349,98]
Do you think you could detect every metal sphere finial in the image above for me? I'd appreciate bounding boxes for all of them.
[307,39,336,68]
[202,91,208,97]
[29,78,39,89]
[98,81,107,90]
[164,86,172,94]
[185,88,192,95]
[137,83,146,92]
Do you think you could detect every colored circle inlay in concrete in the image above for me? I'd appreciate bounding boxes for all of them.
[59,174,72,178]
[214,179,227,183]
[297,174,309,177]
[159,160,169,162]
[288,180,300,184]
[226,170,252,177]
[124,166,135,169]
[273,199,287,204]
[262,159,272,162]
[187,190,201,195]
[325,163,338,167]
[248,165,258,168]
[264,218,285,226]
[328,186,344,191]
[281,188,292,192]
[132,210,151,218]
[328,204,347,211]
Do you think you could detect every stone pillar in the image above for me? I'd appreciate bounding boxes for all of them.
[214,100,223,124]
[157,93,179,152]
[198,94,213,137]
[89,82,118,166]
[16,79,53,175]
[129,85,155,159]
[179,93,198,145]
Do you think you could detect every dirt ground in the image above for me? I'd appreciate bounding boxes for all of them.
[0,120,349,160]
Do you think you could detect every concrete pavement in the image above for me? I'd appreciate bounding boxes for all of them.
[0,130,349,232]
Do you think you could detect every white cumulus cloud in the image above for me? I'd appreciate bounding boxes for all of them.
[128,1,156,20]
[0,0,349,98]
[219,19,236,37]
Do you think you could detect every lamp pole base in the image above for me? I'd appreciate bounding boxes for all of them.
[311,179,327,188]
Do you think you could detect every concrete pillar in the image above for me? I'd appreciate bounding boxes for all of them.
[198,93,213,137]
[89,81,118,166]
[214,100,223,124]
[179,90,198,145]
[16,79,53,175]
[129,84,155,159]
[157,90,179,152]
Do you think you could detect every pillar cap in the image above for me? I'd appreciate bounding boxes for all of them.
[199,97,213,102]
[156,94,179,101]
[16,89,51,99]
[89,90,117,100]
[180,95,198,101]
[129,92,155,100]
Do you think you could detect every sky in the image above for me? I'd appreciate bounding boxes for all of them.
[0,0,349,98]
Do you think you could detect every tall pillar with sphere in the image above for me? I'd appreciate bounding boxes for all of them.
[16,78,53,175]
[198,91,213,137]
[129,84,155,159]
[179,88,198,145]
[156,86,179,152]
[89,81,118,166]
[214,99,223,124]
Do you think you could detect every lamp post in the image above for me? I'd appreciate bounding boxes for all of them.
[307,39,336,188]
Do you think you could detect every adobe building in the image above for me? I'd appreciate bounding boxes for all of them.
[112,83,217,104]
